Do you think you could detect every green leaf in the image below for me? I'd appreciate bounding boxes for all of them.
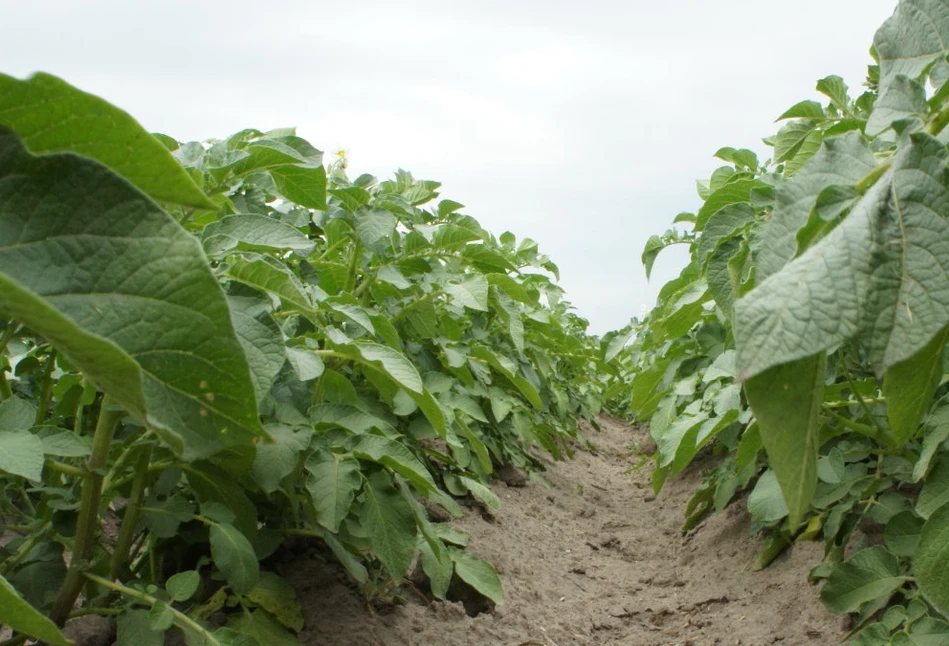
[166,570,201,602]
[305,449,362,532]
[470,345,542,409]
[251,425,308,494]
[885,510,924,557]
[354,208,398,246]
[777,100,826,121]
[270,165,326,209]
[346,433,437,493]
[225,256,314,318]
[228,610,298,646]
[0,397,35,432]
[209,521,259,595]
[914,397,949,482]
[0,73,212,209]
[449,549,504,605]
[245,571,304,632]
[753,132,874,282]
[747,469,790,525]
[359,471,418,580]
[0,128,266,460]
[884,324,949,445]
[187,463,258,539]
[819,547,908,614]
[322,532,368,584]
[743,354,824,529]
[696,203,754,271]
[773,120,819,165]
[202,215,315,257]
[866,75,928,136]
[444,275,490,312]
[148,601,175,631]
[917,455,949,520]
[0,430,44,481]
[736,132,949,381]
[695,179,769,231]
[228,295,285,405]
[41,431,92,457]
[816,75,850,109]
[916,502,949,617]
[0,573,72,646]
[459,475,501,510]
[285,346,325,382]
[874,0,949,100]
[116,609,162,646]
[419,537,453,600]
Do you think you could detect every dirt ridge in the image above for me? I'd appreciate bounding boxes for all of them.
[291,415,845,645]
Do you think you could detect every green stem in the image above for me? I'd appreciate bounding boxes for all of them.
[45,460,85,478]
[822,407,878,439]
[84,573,212,636]
[34,349,57,426]
[49,396,124,626]
[345,238,362,293]
[0,635,28,646]
[109,445,152,580]
[822,397,886,409]
[837,349,886,438]
[0,322,20,401]
[929,102,949,137]
[0,372,11,401]
[855,162,890,195]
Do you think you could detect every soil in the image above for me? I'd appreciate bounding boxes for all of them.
[12,415,847,646]
[284,415,845,645]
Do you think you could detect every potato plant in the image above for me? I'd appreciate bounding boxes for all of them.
[0,73,606,645]
[629,0,949,641]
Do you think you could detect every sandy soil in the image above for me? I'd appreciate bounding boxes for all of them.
[285,415,845,646]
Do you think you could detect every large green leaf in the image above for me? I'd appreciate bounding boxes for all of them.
[753,132,875,282]
[743,353,825,529]
[449,549,504,605]
[0,128,265,459]
[250,424,308,494]
[694,179,769,231]
[0,573,72,646]
[245,572,304,632]
[736,132,949,381]
[696,203,754,271]
[209,521,259,595]
[358,471,418,580]
[346,434,437,493]
[0,430,44,481]
[0,73,212,209]
[915,502,949,616]
[873,0,949,125]
[305,449,362,532]
[202,214,315,257]
[884,324,949,445]
[819,547,908,614]
[917,455,949,520]
[228,295,285,405]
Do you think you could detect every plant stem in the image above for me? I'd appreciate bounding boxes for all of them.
[855,162,890,195]
[822,407,878,439]
[109,445,152,580]
[45,460,85,478]
[84,573,212,636]
[0,322,20,401]
[345,238,362,293]
[836,349,886,438]
[929,103,949,137]
[49,396,124,626]
[34,349,57,426]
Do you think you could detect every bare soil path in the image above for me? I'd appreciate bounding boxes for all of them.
[288,415,845,645]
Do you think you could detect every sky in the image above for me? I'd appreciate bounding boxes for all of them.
[1,0,900,335]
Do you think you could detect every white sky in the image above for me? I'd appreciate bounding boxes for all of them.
[1,0,899,335]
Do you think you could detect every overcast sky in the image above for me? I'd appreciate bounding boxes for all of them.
[2,1,899,334]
